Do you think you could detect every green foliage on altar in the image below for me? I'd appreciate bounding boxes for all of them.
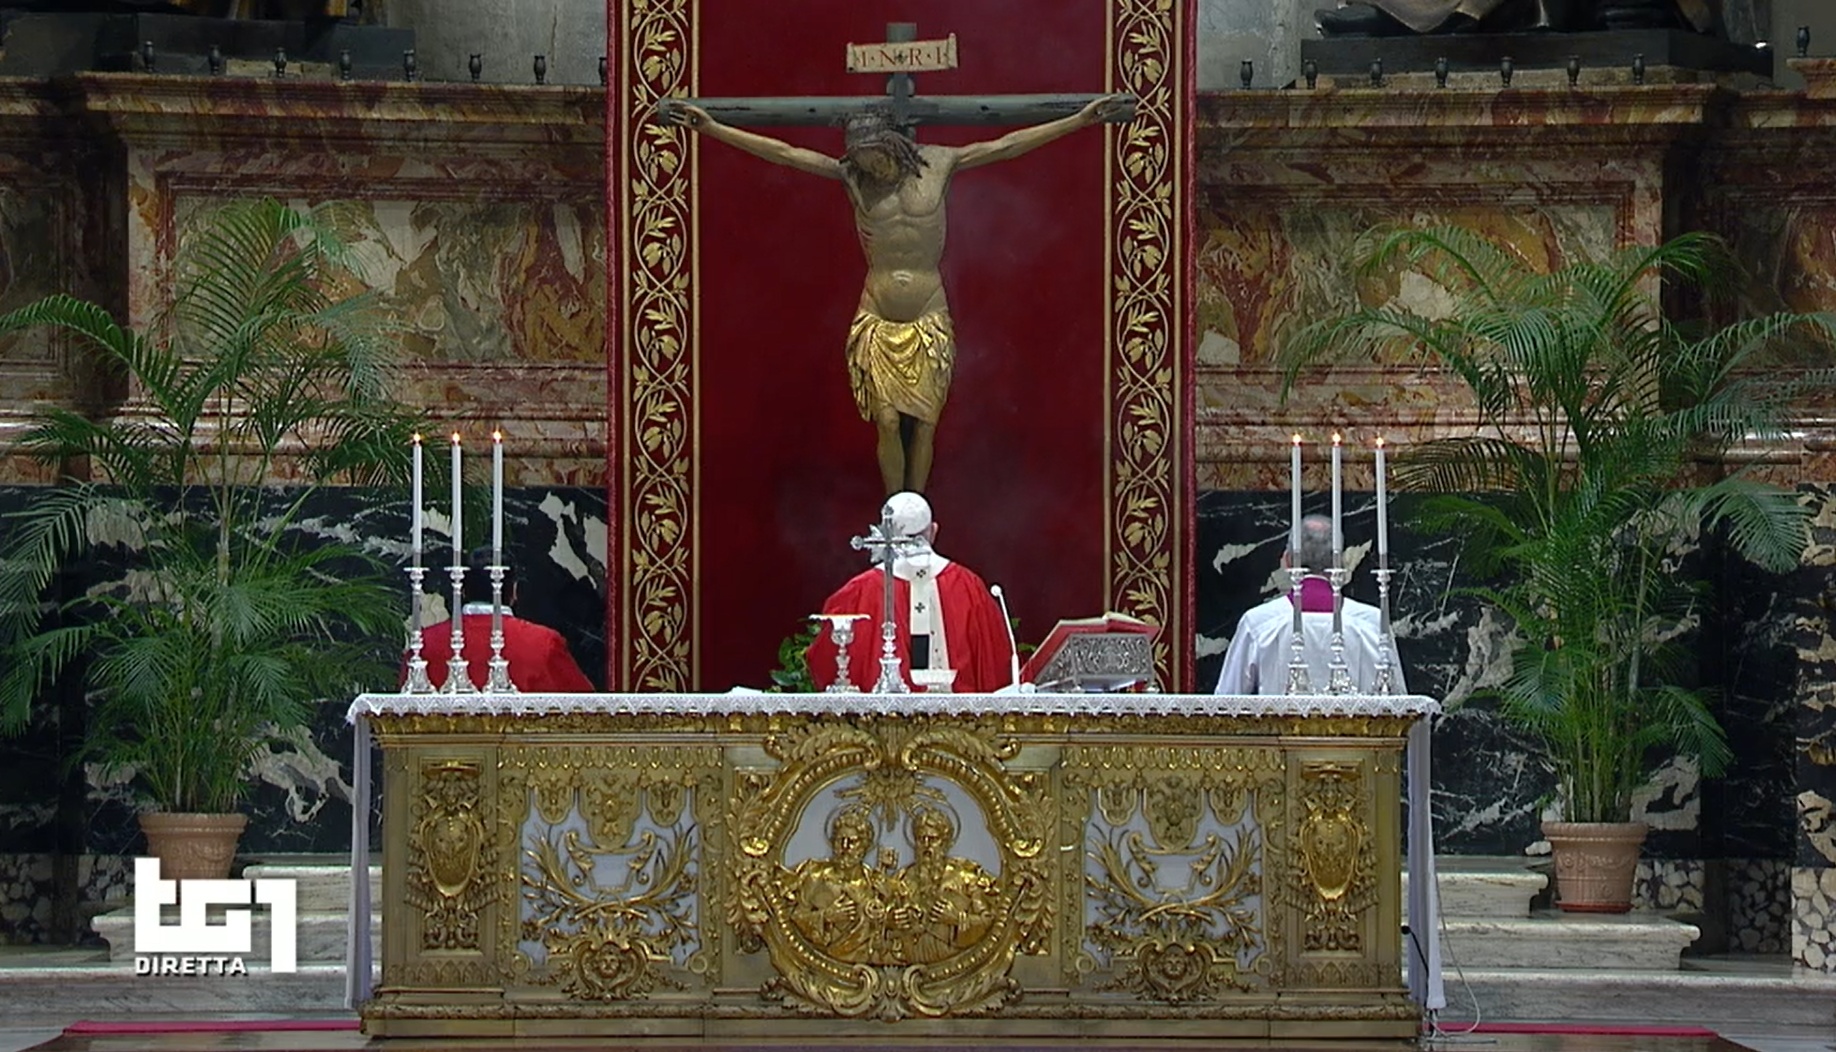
[0,199,421,814]
[1288,226,1836,825]
[769,623,818,693]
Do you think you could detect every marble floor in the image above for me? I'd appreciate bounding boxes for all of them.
[0,947,1829,1052]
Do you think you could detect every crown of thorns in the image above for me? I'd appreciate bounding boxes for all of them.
[840,111,926,177]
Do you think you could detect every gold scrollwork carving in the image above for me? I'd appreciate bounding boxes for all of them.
[499,745,721,1000]
[521,798,697,1000]
[1292,761,1378,955]
[407,760,491,951]
[729,719,1051,1019]
[1069,752,1276,1003]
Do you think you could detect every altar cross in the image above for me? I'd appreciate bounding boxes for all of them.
[849,508,928,694]
[673,22,1127,132]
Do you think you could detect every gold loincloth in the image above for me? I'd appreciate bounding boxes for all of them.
[845,310,955,424]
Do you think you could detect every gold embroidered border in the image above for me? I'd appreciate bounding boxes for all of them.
[617,0,694,690]
[616,3,1187,690]
[1109,0,1184,688]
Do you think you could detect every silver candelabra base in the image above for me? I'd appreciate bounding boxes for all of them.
[1372,564,1399,695]
[1326,566,1354,695]
[402,563,434,694]
[481,561,517,694]
[1284,562,1312,695]
[442,563,477,694]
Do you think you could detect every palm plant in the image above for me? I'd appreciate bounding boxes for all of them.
[0,198,419,814]
[1286,226,1832,824]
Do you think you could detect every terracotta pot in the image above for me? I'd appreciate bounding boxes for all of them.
[1542,820,1647,914]
[138,812,248,881]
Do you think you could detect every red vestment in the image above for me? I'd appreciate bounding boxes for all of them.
[804,562,1012,694]
[409,613,594,693]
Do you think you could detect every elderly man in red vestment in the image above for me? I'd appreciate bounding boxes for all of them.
[806,493,1012,693]
[409,548,594,693]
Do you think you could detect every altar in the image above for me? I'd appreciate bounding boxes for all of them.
[348,691,1436,1042]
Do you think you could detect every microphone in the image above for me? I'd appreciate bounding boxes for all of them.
[990,584,1032,694]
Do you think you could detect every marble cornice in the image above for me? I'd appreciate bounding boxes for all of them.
[0,78,84,149]
[1196,83,1745,155]
[0,74,603,152]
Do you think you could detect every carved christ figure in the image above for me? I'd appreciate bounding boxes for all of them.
[659,95,1134,495]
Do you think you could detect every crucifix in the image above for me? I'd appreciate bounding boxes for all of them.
[658,23,1134,496]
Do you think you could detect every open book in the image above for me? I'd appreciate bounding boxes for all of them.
[1021,611,1159,689]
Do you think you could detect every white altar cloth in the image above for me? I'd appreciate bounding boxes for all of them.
[344,691,1443,1013]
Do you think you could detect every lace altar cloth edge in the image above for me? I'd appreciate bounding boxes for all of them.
[347,691,1441,722]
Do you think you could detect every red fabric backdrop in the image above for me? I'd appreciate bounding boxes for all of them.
[693,2,1110,690]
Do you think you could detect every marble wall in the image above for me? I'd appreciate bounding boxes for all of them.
[1194,0,1775,91]
[0,482,608,942]
[379,0,606,87]
[1191,82,1836,961]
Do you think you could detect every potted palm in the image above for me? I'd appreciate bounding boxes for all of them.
[0,199,419,879]
[1286,227,1831,911]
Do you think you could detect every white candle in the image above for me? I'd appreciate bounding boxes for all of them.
[491,430,504,555]
[1330,432,1343,564]
[450,433,463,561]
[1290,434,1303,556]
[1375,436,1389,565]
[410,434,423,556]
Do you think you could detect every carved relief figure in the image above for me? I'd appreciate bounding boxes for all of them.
[892,807,998,964]
[782,807,889,962]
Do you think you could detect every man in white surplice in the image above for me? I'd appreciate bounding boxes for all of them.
[1214,515,1442,1015]
[1214,515,1404,696]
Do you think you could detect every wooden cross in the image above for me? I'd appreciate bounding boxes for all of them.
[674,21,1127,131]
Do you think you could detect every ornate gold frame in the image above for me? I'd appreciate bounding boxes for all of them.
[608,0,1190,691]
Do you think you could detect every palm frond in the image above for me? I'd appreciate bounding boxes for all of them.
[1290,223,1815,821]
[0,197,421,812]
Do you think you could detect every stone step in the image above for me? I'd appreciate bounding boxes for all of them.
[91,905,376,966]
[1405,856,1547,919]
[0,960,355,1028]
[1450,962,1836,1029]
[0,954,1825,1032]
[241,863,379,913]
[1439,910,1700,971]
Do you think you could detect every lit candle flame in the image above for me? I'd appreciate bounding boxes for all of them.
[492,430,503,442]
[1331,432,1342,444]
[412,432,422,445]
[451,432,461,445]
[1375,435,1385,449]
[1292,434,1302,445]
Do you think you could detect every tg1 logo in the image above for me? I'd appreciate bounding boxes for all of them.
[133,857,298,976]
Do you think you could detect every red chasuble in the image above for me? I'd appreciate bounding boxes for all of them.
[411,614,595,693]
[805,562,1013,694]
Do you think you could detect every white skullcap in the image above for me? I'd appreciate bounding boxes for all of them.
[882,491,933,538]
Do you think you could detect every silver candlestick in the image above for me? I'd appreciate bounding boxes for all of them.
[1285,562,1312,695]
[1372,563,1399,695]
[402,564,433,694]
[482,558,516,693]
[1326,564,1354,695]
[443,563,477,694]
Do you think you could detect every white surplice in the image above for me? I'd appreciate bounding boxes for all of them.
[1214,593,1402,696]
[1213,585,1442,1012]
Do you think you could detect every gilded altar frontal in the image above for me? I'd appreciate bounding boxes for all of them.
[363,709,1416,1041]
